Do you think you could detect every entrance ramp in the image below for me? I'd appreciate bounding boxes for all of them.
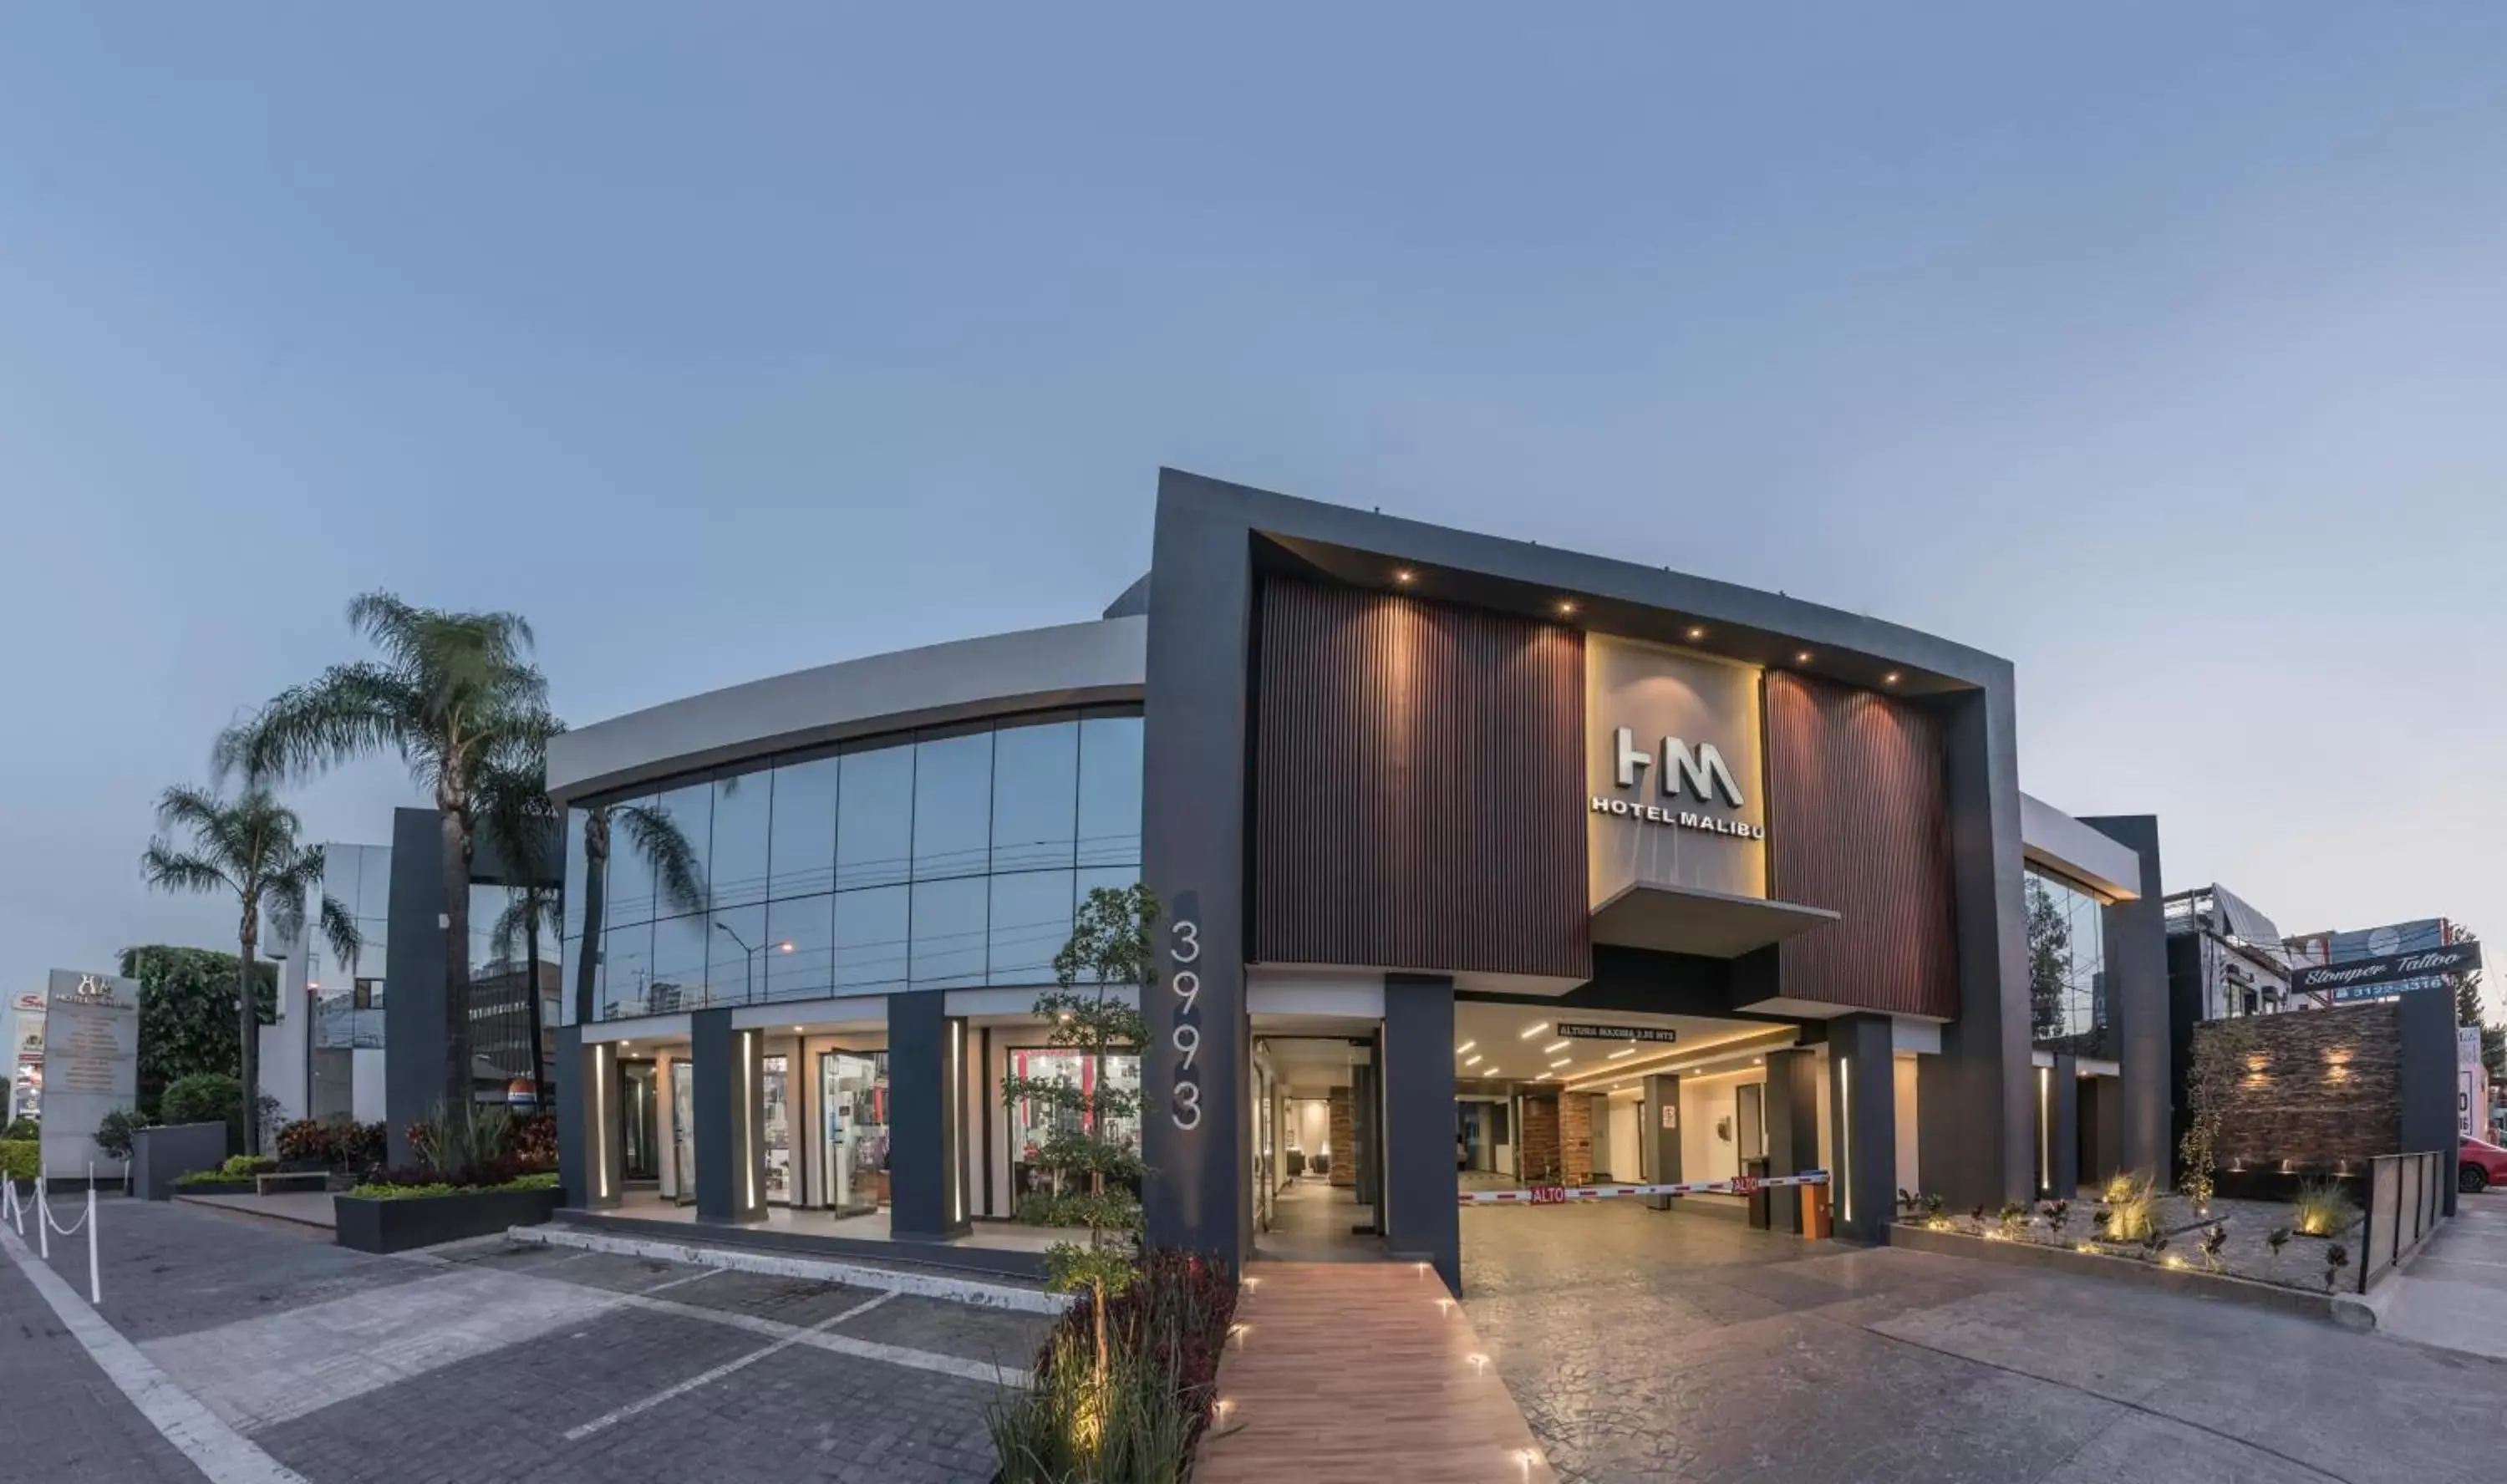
[1193,1261,1557,1483]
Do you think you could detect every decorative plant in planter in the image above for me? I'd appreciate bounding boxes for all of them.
[2266,1226,2292,1257]
[2198,1222,2229,1273]
[2102,1171,2159,1243]
[1996,1202,2028,1237]
[2323,1242,2350,1293]
[999,883,1158,1434]
[2040,1198,2071,1239]
[2291,1177,2357,1238]
[2179,1029,2242,1212]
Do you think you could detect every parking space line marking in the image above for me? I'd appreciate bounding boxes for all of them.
[636,1265,723,1296]
[563,1291,898,1442]
[1,1220,311,1484]
[614,1290,1032,1387]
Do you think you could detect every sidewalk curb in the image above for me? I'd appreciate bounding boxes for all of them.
[509,1224,1070,1314]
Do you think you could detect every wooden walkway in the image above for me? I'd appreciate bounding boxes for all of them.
[1193,1262,1558,1484]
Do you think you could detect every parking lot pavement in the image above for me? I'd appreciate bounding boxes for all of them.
[14,1197,1052,1484]
[1462,1200,2507,1483]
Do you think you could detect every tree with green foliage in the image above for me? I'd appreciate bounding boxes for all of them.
[118,945,282,1116]
[162,1071,246,1151]
[139,787,358,1154]
[219,592,556,1122]
[1003,883,1157,1414]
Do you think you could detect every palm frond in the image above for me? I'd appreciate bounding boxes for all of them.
[262,841,328,944]
[615,801,707,917]
[319,893,364,971]
[217,663,413,786]
[140,842,233,897]
[486,886,560,966]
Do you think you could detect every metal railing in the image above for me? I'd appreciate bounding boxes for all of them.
[2357,1150,2446,1293]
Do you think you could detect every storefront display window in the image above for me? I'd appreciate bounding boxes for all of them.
[1008,1049,1142,1202]
[762,1054,791,1203]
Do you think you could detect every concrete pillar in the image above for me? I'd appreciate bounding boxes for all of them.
[1642,1073,1682,1210]
[553,1024,621,1210]
[691,1008,766,1224]
[2398,988,2459,1219]
[1829,1014,1897,1243]
[1763,1048,1820,1234]
[1384,974,1461,1293]
[887,991,968,1239]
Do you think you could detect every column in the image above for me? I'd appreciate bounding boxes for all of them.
[1642,1073,1682,1210]
[692,1008,766,1224]
[1762,1048,1820,1235]
[887,991,968,1240]
[1829,1014,1897,1243]
[2038,1055,2080,1201]
[1384,974,1461,1293]
[553,1024,621,1211]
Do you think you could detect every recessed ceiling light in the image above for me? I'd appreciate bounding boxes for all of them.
[1884,672,1902,684]
[1548,1057,1572,1069]
[1542,1040,1569,1055]
[1455,1040,1476,1055]
[1395,569,1415,584]
[1686,625,1706,640]
[1465,1055,1482,1067]
[1607,1047,1638,1060]
[1795,650,1813,664]
[1556,600,1577,615]
[1519,1023,1549,1039]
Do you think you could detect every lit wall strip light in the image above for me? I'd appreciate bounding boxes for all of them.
[1838,1056,1852,1225]
[2038,1066,2052,1194]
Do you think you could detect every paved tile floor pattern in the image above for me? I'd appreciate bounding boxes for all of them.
[13,1197,1050,1484]
[1461,1200,2507,1482]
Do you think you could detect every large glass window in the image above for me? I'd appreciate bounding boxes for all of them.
[913,730,994,880]
[710,775,771,912]
[1077,713,1144,869]
[989,869,1075,986]
[2026,868,2111,1058]
[1008,1049,1142,1203]
[910,876,989,988]
[768,755,839,900]
[834,885,911,994]
[990,718,1079,873]
[836,745,914,892]
[582,709,1142,1018]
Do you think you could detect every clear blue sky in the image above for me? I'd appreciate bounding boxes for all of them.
[4,6,2502,1011]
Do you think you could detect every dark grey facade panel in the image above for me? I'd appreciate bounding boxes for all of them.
[383,807,449,1168]
[1383,975,1461,1291]
[1929,688,2032,1212]
[2082,815,2170,1178]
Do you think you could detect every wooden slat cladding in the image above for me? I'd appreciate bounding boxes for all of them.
[1765,672,1960,1018]
[1251,579,1589,979]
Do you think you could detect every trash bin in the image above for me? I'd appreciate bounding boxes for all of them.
[1744,1157,1772,1229]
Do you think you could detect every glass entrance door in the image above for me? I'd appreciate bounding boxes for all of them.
[619,1060,659,1181]
[818,1051,888,1216]
[669,1060,695,1205]
[762,1054,791,1204]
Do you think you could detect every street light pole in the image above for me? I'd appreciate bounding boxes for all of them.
[714,921,796,1006]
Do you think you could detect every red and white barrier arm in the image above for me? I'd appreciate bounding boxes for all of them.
[1461,1170,1831,1205]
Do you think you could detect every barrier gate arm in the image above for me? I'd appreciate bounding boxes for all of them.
[1461,1169,1832,1205]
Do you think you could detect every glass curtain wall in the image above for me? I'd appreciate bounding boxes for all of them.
[567,709,1142,1020]
[2026,867,2113,1059]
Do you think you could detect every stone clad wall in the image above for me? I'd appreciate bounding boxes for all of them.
[1520,1095,1561,1183]
[1328,1088,1355,1187]
[1561,1093,1594,1186]
[2199,1003,2402,1171]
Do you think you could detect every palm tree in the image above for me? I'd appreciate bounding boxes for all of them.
[219,592,554,1121]
[140,785,360,1155]
[474,739,567,1106]
[573,800,706,1023]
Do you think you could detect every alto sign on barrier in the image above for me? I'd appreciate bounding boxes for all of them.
[1462,1170,1828,1205]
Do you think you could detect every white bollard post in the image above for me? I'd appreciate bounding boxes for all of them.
[36,1180,49,1261]
[88,1163,100,1305]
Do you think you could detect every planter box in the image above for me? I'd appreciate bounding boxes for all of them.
[133,1122,232,1201]
[334,1186,562,1254]
[172,1178,261,1197]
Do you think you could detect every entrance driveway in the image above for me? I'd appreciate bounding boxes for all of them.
[1461,1199,2506,1482]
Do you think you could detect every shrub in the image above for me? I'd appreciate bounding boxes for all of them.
[511,1112,557,1166]
[2102,1171,2158,1243]
[338,1120,387,1171]
[0,1140,36,1182]
[276,1119,332,1164]
[2292,1177,2357,1238]
[95,1108,153,1161]
[348,1171,557,1200]
[989,1248,1238,1484]
[220,1154,277,1177]
[2,1116,36,1141]
[161,1072,246,1151]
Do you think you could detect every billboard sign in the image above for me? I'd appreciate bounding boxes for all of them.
[2292,941,2480,1001]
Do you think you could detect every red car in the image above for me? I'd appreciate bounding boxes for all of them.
[2462,1136,2507,1193]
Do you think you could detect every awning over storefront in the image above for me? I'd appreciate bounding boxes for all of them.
[1589,881,1838,959]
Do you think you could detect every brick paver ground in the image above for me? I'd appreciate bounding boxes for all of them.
[14,1197,1050,1484]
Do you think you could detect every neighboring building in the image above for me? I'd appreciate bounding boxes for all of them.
[261,842,393,1127]
[537,470,2176,1290]
[6,989,43,1123]
[2164,885,2296,1022]
[2284,917,2454,1009]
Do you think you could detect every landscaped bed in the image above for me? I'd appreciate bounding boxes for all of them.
[1895,1174,2367,1296]
[333,1106,561,1253]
